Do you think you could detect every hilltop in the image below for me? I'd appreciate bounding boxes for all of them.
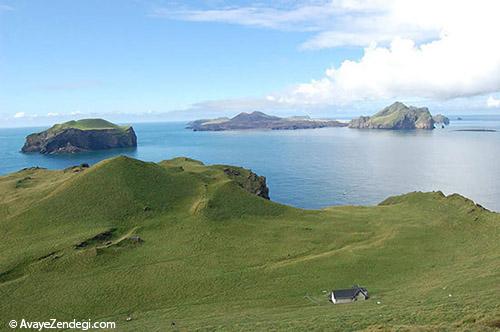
[0,156,498,331]
[21,119,137,154]
[187,111,347,131]
[349,102,438,129]
[46,118,130,133]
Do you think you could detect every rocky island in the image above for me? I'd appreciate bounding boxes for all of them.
[187,111,347,131]
[349,102,445,130]
[21,119,137,154]
[432,114,450,125]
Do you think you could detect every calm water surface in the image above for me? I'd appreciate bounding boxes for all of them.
[1,116,499,211]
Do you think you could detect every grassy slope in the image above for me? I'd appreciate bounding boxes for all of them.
[47,119,130,133]
[0,157,498,331]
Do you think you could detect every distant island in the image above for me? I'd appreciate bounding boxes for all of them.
[187,111,348,131]
[349,102,449,130]
[432,114,450,125]
[21,119,137,154]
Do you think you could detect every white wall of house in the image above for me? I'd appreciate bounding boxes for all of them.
[331,293,354,304]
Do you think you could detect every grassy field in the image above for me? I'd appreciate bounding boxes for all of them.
[0,156,498,331]
[47,119,131,133]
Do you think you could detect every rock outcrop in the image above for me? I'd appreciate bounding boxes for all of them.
[349,102,435,130]
[22,119,137,154]
[432,114,450,125]
[187,111,347,131]
[222,167,270,199]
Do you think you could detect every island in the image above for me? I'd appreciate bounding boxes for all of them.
[0,155,498,331]
[349,101,439,129]
[432,114,450,125]
[187,111,348,131]
[21,118,137,154]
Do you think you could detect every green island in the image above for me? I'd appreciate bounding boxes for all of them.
[21,119,137,154]
[0,156,498,331]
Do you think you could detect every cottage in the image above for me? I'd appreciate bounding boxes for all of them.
[330,285,369,304]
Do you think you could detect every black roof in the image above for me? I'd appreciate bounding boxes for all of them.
[332,286,368,299]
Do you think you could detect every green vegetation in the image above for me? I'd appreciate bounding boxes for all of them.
[47,119,130,133]
[0,156,499,331]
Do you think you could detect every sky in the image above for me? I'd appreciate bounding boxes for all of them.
[1,0,500,127]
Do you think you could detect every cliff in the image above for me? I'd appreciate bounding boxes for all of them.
[349,102,435,130]
[219,166,270,199]
[21,119,137,154]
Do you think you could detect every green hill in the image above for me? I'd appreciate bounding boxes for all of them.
[0,156,498,331]
[48,118,130,133]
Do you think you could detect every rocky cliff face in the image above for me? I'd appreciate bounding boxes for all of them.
[348,116,371,129]
[222,167,270,199]
[22,127,137,154]
[349,102,435,130]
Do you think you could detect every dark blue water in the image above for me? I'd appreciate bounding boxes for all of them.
[1,116,499,211]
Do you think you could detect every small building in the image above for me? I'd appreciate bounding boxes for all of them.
[330,285,369,304]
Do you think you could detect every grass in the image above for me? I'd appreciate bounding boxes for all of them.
[0,156,498,331]
[47,119,131,134]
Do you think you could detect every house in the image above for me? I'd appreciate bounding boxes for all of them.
[330,285,369,304]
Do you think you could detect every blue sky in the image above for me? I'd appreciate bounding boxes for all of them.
[1,0,500,126]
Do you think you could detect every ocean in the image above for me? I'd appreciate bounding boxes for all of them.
[1,115,499,211]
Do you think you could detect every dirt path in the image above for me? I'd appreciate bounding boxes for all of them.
[261,229,397,270]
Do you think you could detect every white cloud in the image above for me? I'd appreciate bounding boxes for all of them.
[14,112,26,118]
[268,0,500,105]
[487,96,500,108]
[153,1,439,48]
[153,2,340,31]
[47,112,60,117]
[156,0,500,106]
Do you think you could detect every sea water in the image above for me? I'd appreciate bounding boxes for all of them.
[1,115,499,211]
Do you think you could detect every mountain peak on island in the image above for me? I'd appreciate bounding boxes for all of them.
[187,111,347,131]
[231,111,280,122]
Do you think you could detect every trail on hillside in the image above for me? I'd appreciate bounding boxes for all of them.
[260,229,397,270]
